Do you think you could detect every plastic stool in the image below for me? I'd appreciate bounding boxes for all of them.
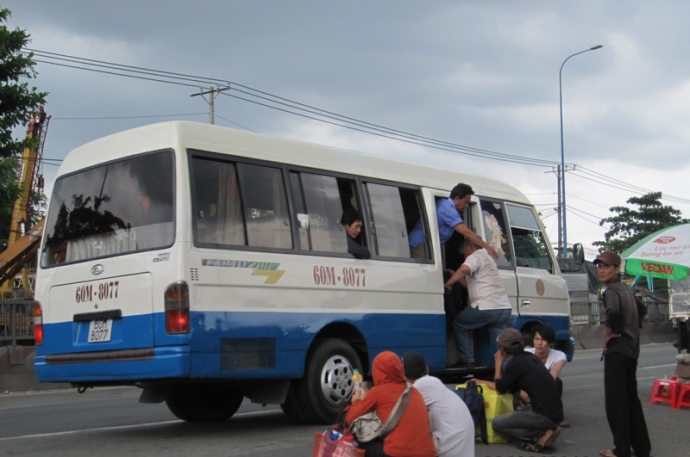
[674,383,690,409]
[649,376,681,407]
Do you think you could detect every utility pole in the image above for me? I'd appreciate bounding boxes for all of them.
[191,85,230,124]
[548,165,563,258]
[556,165,562,258]
[559,44,603,258]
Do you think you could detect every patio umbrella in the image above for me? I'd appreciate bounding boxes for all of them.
[621,223,690,280]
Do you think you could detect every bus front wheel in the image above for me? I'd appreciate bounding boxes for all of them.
[165,383,243,422]
[301,338,362,424]
[280,380,312,424]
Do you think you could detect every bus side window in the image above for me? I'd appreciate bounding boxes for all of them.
[291,172,349,254]
[401,188,430,260]
[506,204,553,273]
[237,163,293,250]
[289,172,310,251]
[336,178,371,254]
[364,183,423,259]
[192,157,246,247]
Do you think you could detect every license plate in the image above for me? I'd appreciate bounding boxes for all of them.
[88,319,112,343]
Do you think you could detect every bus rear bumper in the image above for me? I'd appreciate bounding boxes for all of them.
[34,346,190,383]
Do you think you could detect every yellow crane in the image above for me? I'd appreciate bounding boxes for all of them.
[0,107,49,299]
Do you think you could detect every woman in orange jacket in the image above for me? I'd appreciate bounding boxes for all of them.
[345,351,436,457]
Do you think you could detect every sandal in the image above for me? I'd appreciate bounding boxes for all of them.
[543,427,561,449]
[520,441,544,453]
[559,420,571,428]
[599,450,616,457]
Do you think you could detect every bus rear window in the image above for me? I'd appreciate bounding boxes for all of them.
[40,151,175,266]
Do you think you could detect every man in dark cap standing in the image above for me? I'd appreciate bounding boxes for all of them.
[594,251,651,457]
[473,328,563,453]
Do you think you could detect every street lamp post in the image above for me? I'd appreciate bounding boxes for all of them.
[559,44,602,258]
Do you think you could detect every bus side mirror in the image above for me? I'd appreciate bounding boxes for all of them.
[572,243,585,265]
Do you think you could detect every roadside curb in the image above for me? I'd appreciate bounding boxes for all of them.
[571,322,675,350]
[0,348,69,392]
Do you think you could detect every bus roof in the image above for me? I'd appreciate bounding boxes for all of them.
[58,121,531,204]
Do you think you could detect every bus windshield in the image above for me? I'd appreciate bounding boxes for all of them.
[40,150,175,266]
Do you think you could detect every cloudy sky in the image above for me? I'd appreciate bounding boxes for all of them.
[4,0,690,259]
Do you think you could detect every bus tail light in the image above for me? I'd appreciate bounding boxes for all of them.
[34,302,43,346]
[165,281,190,334]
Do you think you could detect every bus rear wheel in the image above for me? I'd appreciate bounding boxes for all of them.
[301,338,362,424]
[165,383,243,422]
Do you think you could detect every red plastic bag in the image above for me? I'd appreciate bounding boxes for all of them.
[313,429,364,457]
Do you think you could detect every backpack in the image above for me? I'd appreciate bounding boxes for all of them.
[455,380,488,444]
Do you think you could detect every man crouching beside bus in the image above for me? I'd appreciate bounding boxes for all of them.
[474,328,563,453]
[445,240,511,369]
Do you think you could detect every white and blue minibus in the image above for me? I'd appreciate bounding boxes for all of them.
[34,122,573,423]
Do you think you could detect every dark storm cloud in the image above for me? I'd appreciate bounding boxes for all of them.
[4,0,690,255]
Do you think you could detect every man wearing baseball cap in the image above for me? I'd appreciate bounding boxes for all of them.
[473,328,563,453]
[594,251,651,457]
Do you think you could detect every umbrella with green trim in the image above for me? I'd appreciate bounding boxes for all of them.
[621,223,690,280]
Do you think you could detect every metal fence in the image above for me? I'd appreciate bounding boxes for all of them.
[0,300,35,347]
[570,300,670,326]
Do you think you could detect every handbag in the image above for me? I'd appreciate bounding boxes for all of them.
[350,385,411,442]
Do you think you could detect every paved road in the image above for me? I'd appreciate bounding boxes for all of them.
[0,343,686,456]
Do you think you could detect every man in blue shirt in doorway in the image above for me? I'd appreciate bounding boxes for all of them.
[409,183,498,259]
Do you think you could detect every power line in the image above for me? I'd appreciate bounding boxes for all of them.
[569,167,690,205]
[28,49,226,87]
[31,58,202,89]
[574,166,657,194]
[567,194,611,210]
[25,48,561,168]
[23,48,689,206]
[568,206,605,227]
[53,112,207,120]
[213,114,256,132]
[223,92,557,166]
[222,88,557,167]
[2,155,61,167]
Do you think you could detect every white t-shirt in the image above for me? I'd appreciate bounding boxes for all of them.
[463,248,511,310]
[525,347,567,370]
[413,375,475,457]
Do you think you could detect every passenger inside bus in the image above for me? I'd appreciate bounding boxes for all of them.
[408,183,499,261]
[340,208,371,259]
[132,170,174,250]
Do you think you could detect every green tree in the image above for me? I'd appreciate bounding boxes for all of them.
[0,7,47,158]
[594,192,688,300]
[0,157,21,248]
[594,192,690,253]
[0,7,48,248]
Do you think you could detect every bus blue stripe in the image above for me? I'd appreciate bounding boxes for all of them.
[35,311,573,382]
[36,311,447,382]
